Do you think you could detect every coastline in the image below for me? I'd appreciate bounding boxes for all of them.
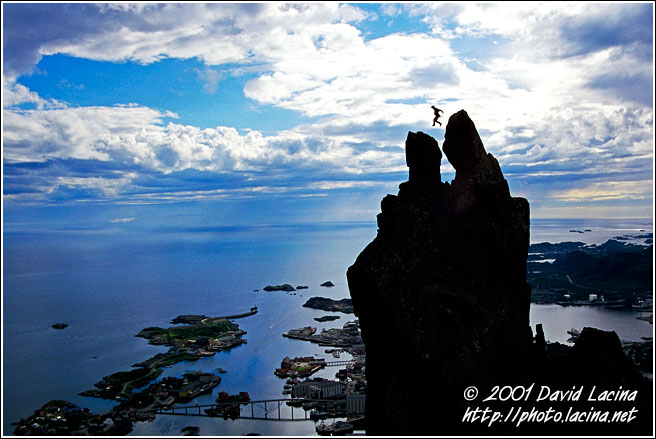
[3,219,653,435]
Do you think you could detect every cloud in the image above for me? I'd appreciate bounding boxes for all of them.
[110,217,135,223]
[586,71,654,107]
[2,3,653,219]
[3,78,65,109]
[2,3,371,77]
[2,93,411,203]
[194,68,221,94]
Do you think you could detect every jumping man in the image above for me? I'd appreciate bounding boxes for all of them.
[431,105,443,127]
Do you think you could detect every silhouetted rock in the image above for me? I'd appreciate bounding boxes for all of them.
[51,323,68,329]
[314,315,341,322]
[320,281,335,287]
[263,284,295,292]
[347,110,531,435]
[532,327,652,435]
[346,110,651,435]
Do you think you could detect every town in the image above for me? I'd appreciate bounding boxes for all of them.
[278,319,367,434]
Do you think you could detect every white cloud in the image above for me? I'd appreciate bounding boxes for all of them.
[3,78,65,109]
[2,97,406,178]
[2,3,652,217]
[110,217,136,223]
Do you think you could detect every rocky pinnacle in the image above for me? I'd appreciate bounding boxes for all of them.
[347,110,532,435]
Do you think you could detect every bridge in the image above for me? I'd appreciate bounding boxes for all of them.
[155,396,364,422]
[323,360,356,367]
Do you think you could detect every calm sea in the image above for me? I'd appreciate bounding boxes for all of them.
[2,218,653,435]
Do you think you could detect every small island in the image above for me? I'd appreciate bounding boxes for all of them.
[320,281,334,287]
[303,297,353,313]
[51,323,68,330]
[263,284,295,292]
[314,315,341,322]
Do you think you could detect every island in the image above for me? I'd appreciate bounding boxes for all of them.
[274,356,327,378]
[169,307,257,325]
[79,316,245,402]
[263,284,295,292]
[320,281,334,287]
[314,315,341,322]
[303,297,353,313]
[528,238,653,306]
[51,323,68,330]
[16,310,254,435]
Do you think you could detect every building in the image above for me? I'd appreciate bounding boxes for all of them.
[347,394,366,415]
[292,379,345,399]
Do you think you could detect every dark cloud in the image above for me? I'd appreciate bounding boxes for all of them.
[1,3,255,77]
[586,71,654,106]
[3,4,113,76]
[555,3,653,59]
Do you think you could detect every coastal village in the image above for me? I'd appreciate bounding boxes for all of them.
[14,277,652,436]
[12,282,370,436]
[273,324,366,434]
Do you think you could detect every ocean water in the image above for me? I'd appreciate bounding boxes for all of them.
[2,218,653,435]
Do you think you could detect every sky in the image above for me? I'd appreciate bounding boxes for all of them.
[2,2,654,232]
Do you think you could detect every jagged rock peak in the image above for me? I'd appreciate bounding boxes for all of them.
[347,110,531,435]
[405,130,441,186]
[347,110,651,435]
[443,109,504,184]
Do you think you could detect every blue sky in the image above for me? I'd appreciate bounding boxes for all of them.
[2,2,654,231]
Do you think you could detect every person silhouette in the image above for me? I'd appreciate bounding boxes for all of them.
[431,106,443,127]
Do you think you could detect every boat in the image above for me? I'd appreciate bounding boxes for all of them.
[310,409,328,421]
[632,299,653,311]
[316,420,354,436]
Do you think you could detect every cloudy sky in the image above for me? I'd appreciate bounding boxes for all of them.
[2,2,654,230]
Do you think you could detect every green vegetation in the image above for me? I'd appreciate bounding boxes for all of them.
[136,319,238,345]
[167,320,235,339]
[94,367,163,391]
[134,350,206,368]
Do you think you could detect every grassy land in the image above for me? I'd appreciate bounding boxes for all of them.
[136,319,238,345]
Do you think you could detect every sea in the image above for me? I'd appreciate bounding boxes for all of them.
[2,217,653,436]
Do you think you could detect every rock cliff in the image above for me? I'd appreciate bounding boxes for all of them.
[347,110,652,435]
[347,110,532,434]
